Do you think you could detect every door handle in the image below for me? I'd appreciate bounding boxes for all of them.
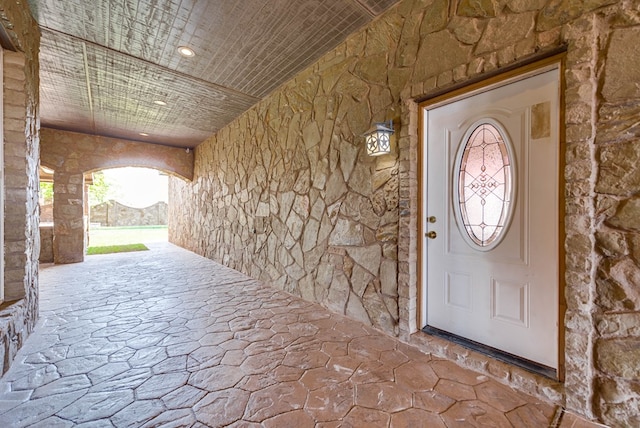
[426,231,437,239]
[428,216,436,223]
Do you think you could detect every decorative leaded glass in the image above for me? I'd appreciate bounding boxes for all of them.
[456,122,513,248]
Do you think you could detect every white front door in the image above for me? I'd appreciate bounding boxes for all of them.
[422,67,560,370]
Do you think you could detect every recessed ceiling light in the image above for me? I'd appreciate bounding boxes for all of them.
[153,100,167,106]
[178,46,195,57]
[139,132,149,136]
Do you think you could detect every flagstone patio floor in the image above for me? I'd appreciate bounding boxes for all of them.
[0,242,604,427]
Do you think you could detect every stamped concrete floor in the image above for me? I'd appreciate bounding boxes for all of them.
[0,243,600,427]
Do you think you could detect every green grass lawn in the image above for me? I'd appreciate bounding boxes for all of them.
[88,225,168,248]
[87,243,149,255]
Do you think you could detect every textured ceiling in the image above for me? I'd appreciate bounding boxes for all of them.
[28,0,401,148]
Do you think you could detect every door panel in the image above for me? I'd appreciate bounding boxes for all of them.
[423,68,559,369]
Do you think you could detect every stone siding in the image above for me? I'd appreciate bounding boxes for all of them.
[91,200,167,227]
[40,202,53,223]
[168,1,639,425]
[39,225,53,263]
[590,21,640,426]
[0,0,40,376]
[40,128,193,263]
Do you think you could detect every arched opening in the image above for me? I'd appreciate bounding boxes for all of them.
[41,161,190,264]
[86,167,169,255]
[39,128,194,264]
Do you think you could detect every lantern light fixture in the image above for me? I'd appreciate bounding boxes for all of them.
[364,120,394,156]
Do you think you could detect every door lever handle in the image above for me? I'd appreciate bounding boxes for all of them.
[426,231,437,239]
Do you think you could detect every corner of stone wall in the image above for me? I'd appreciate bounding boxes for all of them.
[560,12,601,420]
[397,98,419,341]
[0,2,41,377]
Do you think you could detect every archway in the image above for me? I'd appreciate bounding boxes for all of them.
[86,167,169,254]
[40,128,193,263]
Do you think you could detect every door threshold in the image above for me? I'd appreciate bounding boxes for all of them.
[422,326,557,380]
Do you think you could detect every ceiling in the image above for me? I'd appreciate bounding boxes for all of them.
[27,0,400,148]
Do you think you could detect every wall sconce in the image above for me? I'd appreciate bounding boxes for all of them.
[364,120,394,156]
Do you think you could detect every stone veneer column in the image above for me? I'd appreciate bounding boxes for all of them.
[53,172,85,263]
[0,0,41,377]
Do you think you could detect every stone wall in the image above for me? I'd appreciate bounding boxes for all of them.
[0,0,40,376]
[39,225,53,263]
[591,20,640,425]
[91,200,167,227]
[169,1,640,425]
[40,128,193,263]
[40,202,52,223]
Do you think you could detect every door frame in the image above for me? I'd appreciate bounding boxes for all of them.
[0,48,4,305]
[417,55,567,380]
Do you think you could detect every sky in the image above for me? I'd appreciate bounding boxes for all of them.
[101,167,168,208]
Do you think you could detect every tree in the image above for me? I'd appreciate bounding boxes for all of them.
[40,181,54,204]
[88,171,119,206]
[40,171,119,207]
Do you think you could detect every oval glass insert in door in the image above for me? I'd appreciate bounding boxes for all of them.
[454,120,515,250]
